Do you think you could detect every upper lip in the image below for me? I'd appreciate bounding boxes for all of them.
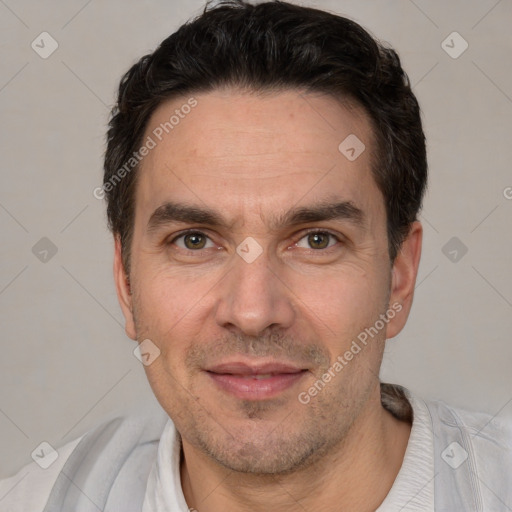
[206,361,306,376]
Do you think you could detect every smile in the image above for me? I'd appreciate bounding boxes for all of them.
[205,361,308,400]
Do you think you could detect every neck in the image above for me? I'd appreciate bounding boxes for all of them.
[180,388,411,512]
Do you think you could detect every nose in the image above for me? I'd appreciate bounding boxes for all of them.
[214,247,296,337]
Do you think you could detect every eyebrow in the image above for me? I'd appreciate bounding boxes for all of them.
[146,200,365,234]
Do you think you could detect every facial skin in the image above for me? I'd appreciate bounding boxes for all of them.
[114,89,422,511]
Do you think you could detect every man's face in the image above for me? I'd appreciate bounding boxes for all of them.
[115,89,416,474]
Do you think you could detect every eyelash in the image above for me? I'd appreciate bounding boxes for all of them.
[168,228,343,253]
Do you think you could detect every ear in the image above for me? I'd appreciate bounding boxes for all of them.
[386,221,423,339]
[113,236,137,340]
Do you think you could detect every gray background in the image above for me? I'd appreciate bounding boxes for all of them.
[1,0,511,478]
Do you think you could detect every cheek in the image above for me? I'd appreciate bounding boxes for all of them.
[287,265,388,334]
[130,277,206,385]
[135,267,213,328]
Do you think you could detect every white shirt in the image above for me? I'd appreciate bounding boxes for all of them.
[1,386,511,511]
[141,390,434,511]
[377,392,434,511]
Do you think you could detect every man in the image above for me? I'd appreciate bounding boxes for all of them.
[1,1,511,510]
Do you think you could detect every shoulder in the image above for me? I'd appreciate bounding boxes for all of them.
[0,436,83,512]
[410,390,512,509]
[0,401,169,512]
[421,394,512,451]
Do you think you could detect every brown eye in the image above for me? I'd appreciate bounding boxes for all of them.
[295,231,339,251]
[307,232,330,249]
[184,233,207,249]
[173,232,213,250]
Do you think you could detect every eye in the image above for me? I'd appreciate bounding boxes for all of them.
[295,231,339,250]
[172,231,215,250]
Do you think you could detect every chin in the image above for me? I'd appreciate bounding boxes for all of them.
[194,423,330,475]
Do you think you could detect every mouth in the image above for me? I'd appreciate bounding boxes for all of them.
[205,361,308,400]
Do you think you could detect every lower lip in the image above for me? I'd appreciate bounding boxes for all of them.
[207,371,307,400]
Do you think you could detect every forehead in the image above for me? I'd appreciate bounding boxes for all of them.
[135,89,383,230]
